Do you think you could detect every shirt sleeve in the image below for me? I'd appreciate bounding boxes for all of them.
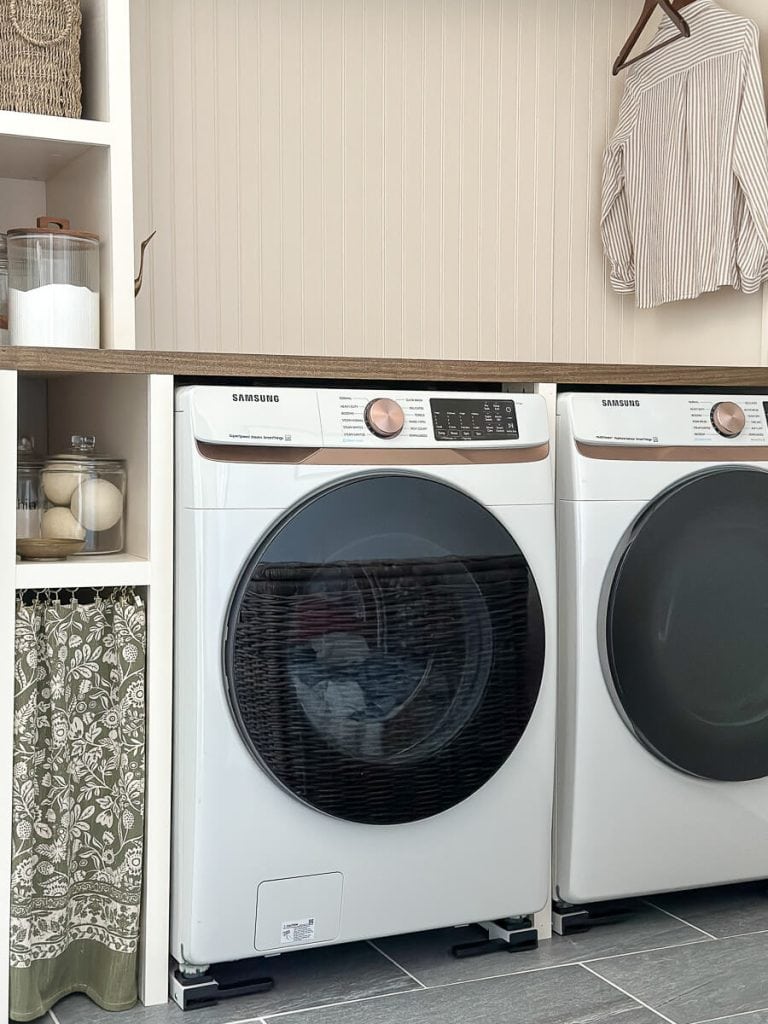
[733,22,768,293]
[601,84,638,295]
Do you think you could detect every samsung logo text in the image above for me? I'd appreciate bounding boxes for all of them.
[232,394,281,403]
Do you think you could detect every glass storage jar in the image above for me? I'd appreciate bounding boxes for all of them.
[41,436,126,555]
[7,217,100,349]
[16,437,43,540]
[0,232,8,346]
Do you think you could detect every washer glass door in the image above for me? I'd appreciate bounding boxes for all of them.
[606,467,768,782]
[224,473,546,823]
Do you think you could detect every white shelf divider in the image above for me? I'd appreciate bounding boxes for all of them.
[101,0,136,351]
[0,111,110,181]
[15,553,151,591]
[0,109,111,146]
[138,375,175,1006]
[0,371,19,1018]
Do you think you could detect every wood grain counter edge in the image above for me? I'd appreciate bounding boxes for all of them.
[1,347,767,387]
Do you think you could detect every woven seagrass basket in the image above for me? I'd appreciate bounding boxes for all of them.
[0,0,82,118]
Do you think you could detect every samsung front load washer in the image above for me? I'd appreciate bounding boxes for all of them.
[172,385,556,971]
[555,392,768,909]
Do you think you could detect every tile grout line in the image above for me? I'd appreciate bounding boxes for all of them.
[366,939,428,989]
[644,900,718,941]
[258,986,431,1020]
[48,1010,62,1024]
[714,927,768,941]
[577,936,711,968]
[692,1006,768,1024]
[428,935,710,990]
[580,962,679,1024]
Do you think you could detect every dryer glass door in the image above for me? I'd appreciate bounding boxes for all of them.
[224,473,546,824]
[606,467,768,782]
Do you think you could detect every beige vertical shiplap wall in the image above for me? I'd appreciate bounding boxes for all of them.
[131,0,768,366]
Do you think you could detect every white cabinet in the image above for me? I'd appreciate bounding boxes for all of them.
[0,1,173,1011]
[0,371,174,1010]
[0,0,135,349]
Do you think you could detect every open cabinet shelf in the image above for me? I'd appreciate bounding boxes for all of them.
[0,112,111,179]
[1,364,174,1013]
[15,553,151,590]
[0,0,134,351]
[17,372,151,568]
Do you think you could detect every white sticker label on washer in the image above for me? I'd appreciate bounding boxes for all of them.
[281,917,316,945]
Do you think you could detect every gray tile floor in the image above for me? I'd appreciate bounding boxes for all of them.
[40,882,768,1024]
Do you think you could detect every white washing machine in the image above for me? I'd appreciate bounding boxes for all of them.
[172,385,556,974]
[556,391,768,908]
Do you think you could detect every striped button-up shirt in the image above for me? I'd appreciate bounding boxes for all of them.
[602,0,768,309]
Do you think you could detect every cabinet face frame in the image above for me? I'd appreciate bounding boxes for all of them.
[139,374,174,1006]
[5,372,173,1011]
[0,370,17,1018]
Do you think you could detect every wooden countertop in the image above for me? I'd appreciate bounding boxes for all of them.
[1,346,767,387]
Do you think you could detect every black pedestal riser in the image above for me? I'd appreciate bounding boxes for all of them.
[553,900,636,936]
[452,917,539,958]
[171,965,274,1012]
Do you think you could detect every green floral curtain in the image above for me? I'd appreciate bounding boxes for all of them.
[10,590,146,1022]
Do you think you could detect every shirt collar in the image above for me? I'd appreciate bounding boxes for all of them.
[654,0,715,41]
[681,0,716,16]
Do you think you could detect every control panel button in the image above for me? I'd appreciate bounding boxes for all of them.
[711,402,746,438]
[364,398,405,438]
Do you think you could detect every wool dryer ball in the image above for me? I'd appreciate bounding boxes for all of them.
[41,468,87,506]
[41,507,87,541]
[71,478,123,532]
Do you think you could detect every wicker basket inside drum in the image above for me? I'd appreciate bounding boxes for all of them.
[0,0,82,118]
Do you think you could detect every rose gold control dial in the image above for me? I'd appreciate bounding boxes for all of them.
[364,398,405,439]
[711,402,746,438]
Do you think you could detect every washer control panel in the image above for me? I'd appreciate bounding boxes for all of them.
[182,386,550,449]
[318,390,539,446]
[430,398,519,442]
[571,393,768,447]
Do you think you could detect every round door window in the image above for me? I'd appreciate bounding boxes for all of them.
[606,467,768,782]
[224,473,546,824]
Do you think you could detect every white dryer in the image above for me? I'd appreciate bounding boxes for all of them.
[556,392,768,909]
[173,385,556,973]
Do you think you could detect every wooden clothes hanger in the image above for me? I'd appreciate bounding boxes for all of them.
[613,0,698,76]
